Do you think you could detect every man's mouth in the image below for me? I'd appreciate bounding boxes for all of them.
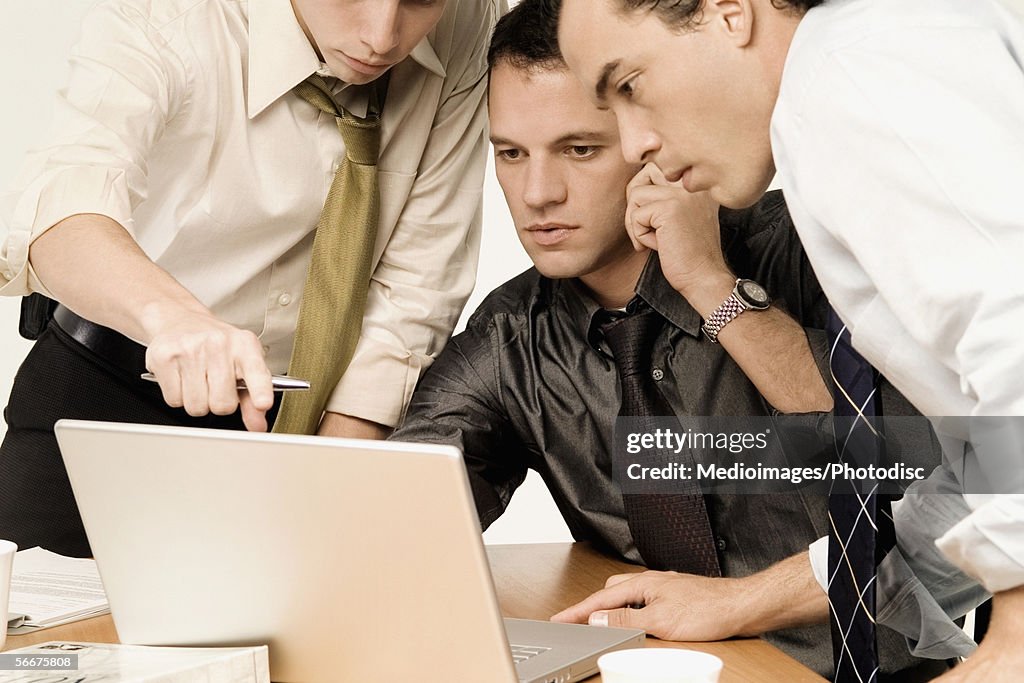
[525,223,578,247]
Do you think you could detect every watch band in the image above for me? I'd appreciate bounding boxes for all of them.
[701,279,771,343]
[701,293,746,344]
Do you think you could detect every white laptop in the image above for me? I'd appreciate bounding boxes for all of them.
[55,420,644,683]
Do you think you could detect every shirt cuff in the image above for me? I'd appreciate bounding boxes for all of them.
[325,336,432,428]
[808,532,979,659]
[808,535,829,592]
[2,165,133,295]
[936,495,1024,593]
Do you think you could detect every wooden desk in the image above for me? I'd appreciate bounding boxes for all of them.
[5,543,826,682]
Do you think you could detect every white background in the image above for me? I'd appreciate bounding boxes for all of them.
[3,0,1023,547]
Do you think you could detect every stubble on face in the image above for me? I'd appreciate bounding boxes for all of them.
[489,63,647,306]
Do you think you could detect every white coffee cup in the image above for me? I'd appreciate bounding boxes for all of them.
[598,648,723,683]
[0,539,17,652]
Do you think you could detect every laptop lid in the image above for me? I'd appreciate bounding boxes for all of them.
[55,420,642,683]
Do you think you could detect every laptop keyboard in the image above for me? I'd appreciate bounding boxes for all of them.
[509,644,551,664]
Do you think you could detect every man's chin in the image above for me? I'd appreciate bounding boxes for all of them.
[324,61,381,86]
[712,183,771,210]
[532,261,585,281]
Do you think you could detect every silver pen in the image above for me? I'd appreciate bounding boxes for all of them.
[140,372,310,392]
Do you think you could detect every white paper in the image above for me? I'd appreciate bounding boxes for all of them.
[6,547,109,632]
[0,642,270,683]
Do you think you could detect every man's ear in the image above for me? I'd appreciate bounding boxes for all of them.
[703,0,755,48]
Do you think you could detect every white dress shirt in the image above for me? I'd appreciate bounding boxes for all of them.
[0,0,501,427]
[773,0,1024,654]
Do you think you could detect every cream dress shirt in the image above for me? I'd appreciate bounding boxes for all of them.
[773,0,1024,656]
[0,0,501,427]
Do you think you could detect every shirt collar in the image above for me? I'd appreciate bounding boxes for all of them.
[548,254,704,355]
[558,279,608,352]
[247,0,446,120]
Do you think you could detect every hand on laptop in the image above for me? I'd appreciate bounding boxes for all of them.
[550,551,827,642]
[550,570,748,641]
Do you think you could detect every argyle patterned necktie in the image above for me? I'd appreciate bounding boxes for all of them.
[273,74,386,435]
[602,306,721,576]
[826,308,896,683]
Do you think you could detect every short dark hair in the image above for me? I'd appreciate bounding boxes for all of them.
[542,0,820,33]
[487,0,565,71]
[612,0,823,31]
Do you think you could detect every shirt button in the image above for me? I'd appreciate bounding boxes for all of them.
[262,345,271,355]
[651,368,665,381]
[716,537,728,552]
[332,160,342,174]
[278,293,293,306]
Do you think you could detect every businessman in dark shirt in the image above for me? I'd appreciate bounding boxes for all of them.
[391,5,946,680]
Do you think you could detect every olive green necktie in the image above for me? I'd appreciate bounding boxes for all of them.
[273,74,385,435]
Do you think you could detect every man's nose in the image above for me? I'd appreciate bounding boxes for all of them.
[361,2,401,55]
[618,113,660,165]
[522,159,568,209]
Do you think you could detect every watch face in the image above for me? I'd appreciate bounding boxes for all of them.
[737,280,770,309]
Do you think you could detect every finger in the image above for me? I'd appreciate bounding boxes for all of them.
[627,201,667,253]
[626,184,670,208]
[596,602,690,641]
[550,577,650,624]
[624,194,646,253]
[626,163,657,192]
[239,392,269,433]
[178,352,212,417]
[588,606,647,630]
[236,339,274,412]
[624,216,650,252]
[145,346,185,409]
[205,346,240,416]
[625,198,658,251]
[605,571,653,588]
[646,163,670,185]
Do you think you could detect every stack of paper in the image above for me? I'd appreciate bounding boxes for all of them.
[0,642,270,683]
[5,547,110,634]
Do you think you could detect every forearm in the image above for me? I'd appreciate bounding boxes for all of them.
[318,412,391,440]
[732,551,829,636]
[678,269,833,414]
[29,213,212,343]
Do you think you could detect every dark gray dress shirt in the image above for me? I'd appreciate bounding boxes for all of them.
[392,191,944,680]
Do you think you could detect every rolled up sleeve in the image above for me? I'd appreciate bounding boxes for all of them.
[0,0,182,297]
[326,0,499,427]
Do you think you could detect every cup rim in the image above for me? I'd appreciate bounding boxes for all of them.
[598,647,724,677]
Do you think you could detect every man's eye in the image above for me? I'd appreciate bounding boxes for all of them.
[568,146,597,158]
[496,149,521,161]
[618,76,638,98]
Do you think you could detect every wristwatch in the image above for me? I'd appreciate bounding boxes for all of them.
[701,279,771,343]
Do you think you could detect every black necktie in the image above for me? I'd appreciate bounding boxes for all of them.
[602,306,721,577]
[826,308,896,683]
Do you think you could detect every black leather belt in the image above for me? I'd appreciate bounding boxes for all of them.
[53,305,148,374]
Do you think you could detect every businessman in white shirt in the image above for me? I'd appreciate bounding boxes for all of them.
[552,0,1024,680]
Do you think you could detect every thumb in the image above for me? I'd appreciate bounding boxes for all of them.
[589,607,644,630]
